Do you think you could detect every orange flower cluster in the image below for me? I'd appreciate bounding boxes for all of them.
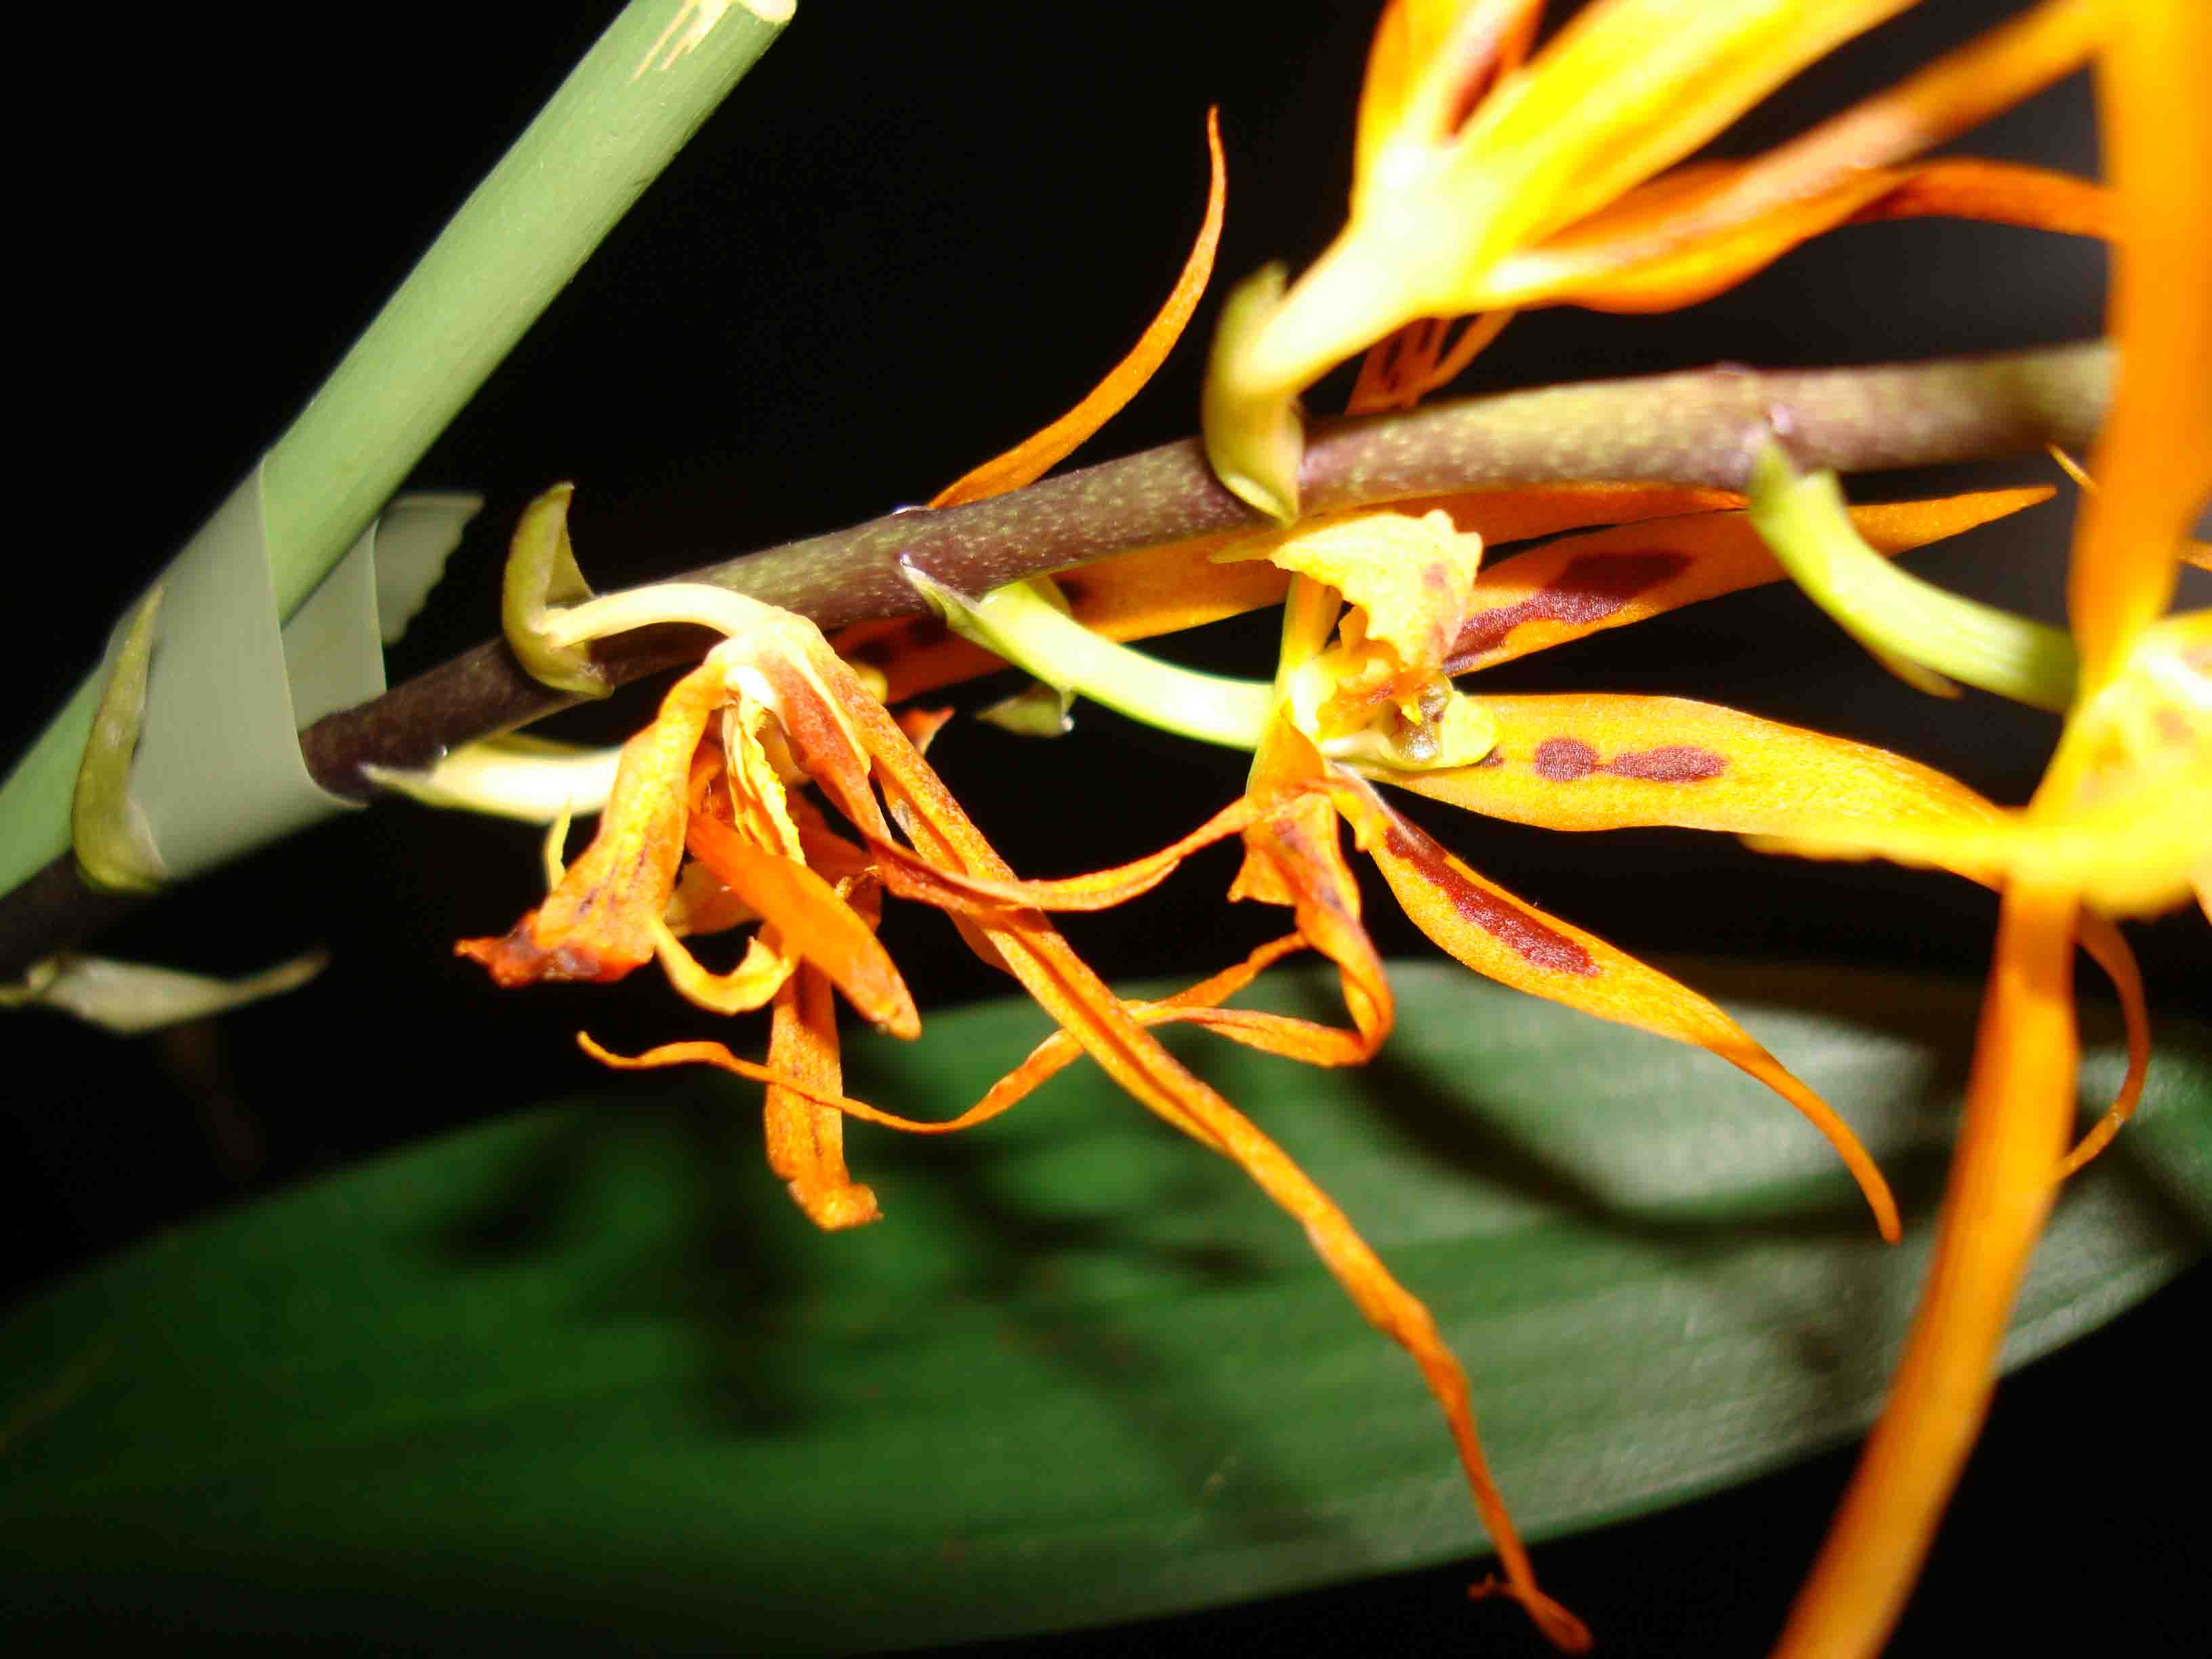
[460,5,2203,1654]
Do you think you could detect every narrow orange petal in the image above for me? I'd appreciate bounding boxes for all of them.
[1519,161,2108,316]
[582,1031,1023,1137]
[763,966,881,1231]
[928,108,1225,510]
[2055,909,2150,1180]
[1774,883,2078,1658]
[931,935,1328,1132]
[581,1032,864,1112]
[1842,157,2111,240]
[1351,788,1900,1241]
[866,795,1262,916]
[1346,308,1517,414]
[685,815,920,1038]
[1235,724,1397,1057]
[1446,489,2052,675]
[1231,792,1395,1059]
[1753,0,2099,197]
[2070,0,2212,685]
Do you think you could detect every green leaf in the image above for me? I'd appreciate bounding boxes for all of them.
[2,964,2207,1651]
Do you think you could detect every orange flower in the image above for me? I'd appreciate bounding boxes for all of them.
[1207,0,2112,515]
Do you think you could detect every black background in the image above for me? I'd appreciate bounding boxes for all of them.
[7,3,2207,1653]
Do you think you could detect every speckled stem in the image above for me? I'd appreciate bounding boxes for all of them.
[0,342,2110,976]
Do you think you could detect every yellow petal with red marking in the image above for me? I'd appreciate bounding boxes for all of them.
[929,108,1225,509]
[1381,693,2000,839]
[1446,489,2051,675]
[1378,693,2154,1160]
[1348,785,1900,1242]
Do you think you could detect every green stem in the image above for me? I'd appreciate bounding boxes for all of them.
[0,0,790,903]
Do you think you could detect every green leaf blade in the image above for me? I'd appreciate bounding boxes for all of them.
[2,963,2206,1651]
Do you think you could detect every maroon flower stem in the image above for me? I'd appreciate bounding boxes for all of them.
[0,342,2111,979]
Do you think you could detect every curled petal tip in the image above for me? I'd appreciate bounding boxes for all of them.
[502,483,612,699]
[455,927,639,987]
[790,1181,882,1231]
[1468,1575,1595,1654]
[931,106,1226,509]
[1202,264,1307,523]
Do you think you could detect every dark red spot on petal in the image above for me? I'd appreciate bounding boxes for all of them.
[1533,737,1599,781]
[1475,749,1505,769]
[1380,821,1598,977]
[1448,551,1692,669]
[1603,744,1727,782]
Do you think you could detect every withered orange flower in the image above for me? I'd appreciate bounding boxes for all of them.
[457,537,1591,1647]
[459,111,1591,1646]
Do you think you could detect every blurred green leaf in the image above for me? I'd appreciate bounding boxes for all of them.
[2,963,2207,1652]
